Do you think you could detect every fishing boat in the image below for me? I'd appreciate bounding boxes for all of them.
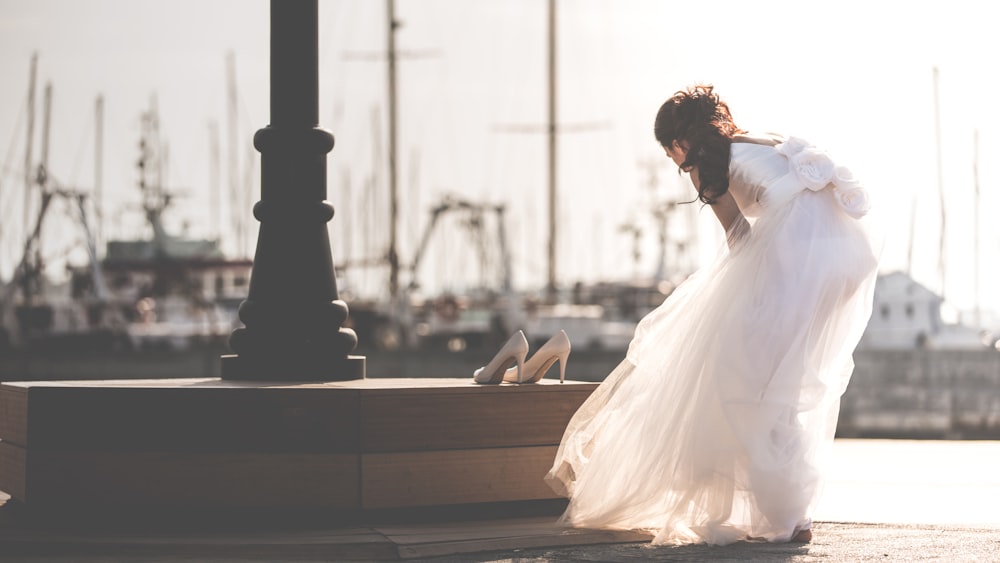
[1,60,252,380]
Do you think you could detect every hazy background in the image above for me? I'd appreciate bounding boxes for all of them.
[1,0,998,325]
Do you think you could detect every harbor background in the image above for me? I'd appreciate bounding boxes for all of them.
[2,0,999,315]
[2,0,1000,441]
[1,5,1000,561]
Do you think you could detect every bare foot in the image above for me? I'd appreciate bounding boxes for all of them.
[791,528,812,543]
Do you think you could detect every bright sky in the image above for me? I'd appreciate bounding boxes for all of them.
[1,0,998,322]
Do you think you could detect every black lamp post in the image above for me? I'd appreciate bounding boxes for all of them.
[222,0,365,381]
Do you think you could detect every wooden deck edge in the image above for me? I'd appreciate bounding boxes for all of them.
[0,379,597,452]
[0,386,27,447]
[390,525,653,559]
[0,441,25,501]
[0,532,401,561]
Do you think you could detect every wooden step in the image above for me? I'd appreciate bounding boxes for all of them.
[0,377,598,514]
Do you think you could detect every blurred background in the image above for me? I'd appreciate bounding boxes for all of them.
[1,1,998,438]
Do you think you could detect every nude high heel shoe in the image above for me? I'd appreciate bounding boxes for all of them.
[473,330,529,384]
[503,329,571,384]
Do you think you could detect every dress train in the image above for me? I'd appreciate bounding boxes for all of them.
[545,138,881,545]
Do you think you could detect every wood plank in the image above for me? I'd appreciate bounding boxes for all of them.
[361,387,593,452]
[3,379,596,453]
[0,385,28,446]
[392,524,653,560]
[0,377,597,391]
[0,529,401,561]
[354,378,598,395]
[362,446,560,509]
[0,440,26,501]
[25,451,360,509]
[0,378,277,388]
[24,387,360,452]
[2,378,597,514]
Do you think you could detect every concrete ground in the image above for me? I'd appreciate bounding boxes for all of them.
[1,439,999,562]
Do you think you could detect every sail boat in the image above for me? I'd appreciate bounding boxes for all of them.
[334,0,525,353]
[0,56,253,377]
[336,1,673,354]
[92,98,253,352]
[0,60,124,355]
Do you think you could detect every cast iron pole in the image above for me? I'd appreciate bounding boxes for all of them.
[222,0,365,381]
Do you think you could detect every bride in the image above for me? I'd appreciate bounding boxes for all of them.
[545,84,882,545]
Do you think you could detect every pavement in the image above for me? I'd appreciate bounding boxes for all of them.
[1,439,999,562]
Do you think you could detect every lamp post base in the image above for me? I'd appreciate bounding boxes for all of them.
[220,354,366,381]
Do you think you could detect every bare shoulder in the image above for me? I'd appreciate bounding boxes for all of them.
[732,132,784,147]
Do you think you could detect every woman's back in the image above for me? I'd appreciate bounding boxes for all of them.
[728,134,786,217]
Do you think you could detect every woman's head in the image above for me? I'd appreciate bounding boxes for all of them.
[654,84,744,204]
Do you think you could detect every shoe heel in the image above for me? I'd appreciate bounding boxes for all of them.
[539,350,568,384]
[473,331,529,384]
[513,330,571,384]
[557,350,568,383]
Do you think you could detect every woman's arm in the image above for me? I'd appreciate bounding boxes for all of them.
[690,167,748,248]
[708,191,743,232]
[689,167,745,232]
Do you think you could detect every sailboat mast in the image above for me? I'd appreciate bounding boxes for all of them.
[209,120,221,244]
[226,51,242,258]
[41,83,51,185]
[546,0,557,300]
[973,128,980,327]
[933,66,946,301]
[906,194,917,276]
[24,81,52,304]
[24,54,37,240]
[386,0,400,300]
[95,95,104,255]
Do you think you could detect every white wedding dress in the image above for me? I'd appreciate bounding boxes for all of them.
[546,133,882,545]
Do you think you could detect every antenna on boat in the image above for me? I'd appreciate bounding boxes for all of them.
[137,97,172,254]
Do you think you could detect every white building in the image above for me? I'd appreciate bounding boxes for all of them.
[859,271,986,350]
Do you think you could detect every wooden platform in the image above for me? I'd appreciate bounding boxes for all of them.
[0,512,653,561]
[0,377,597,516]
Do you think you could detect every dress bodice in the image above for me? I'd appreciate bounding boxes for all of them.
[727,133,788,218]
[728,133,870,221]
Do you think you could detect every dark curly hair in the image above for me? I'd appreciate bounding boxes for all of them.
[653,84,745,204]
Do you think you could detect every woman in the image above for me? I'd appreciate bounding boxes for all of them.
[545,84,881,545]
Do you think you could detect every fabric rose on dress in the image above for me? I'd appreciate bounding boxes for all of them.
[776,137,870,217]
[832,165,859,189]
[831,166,870,218]
[775,136,810,157]
[776,136,836,191]
[789,148,836,191]
[834,184,870,219]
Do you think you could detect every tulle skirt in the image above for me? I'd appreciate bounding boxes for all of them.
[546,188,881,545]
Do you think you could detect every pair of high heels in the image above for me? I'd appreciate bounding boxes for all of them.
[472,330,571,384]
